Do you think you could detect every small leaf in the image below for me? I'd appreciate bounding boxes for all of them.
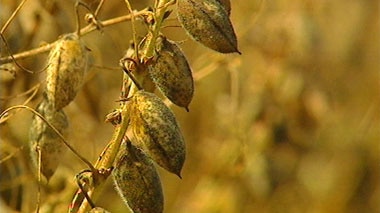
[29,99,68,180]
[177,0,240,54]
[127,91,186,177]
[45,33,89,110]
[113,143,163,213]
[149,36,194,111]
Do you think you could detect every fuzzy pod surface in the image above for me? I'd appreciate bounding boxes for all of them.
[177,0,240,54]
[127,91,186,177]
[45,33,89,110]
[29,98,68,180]
[149,36,194,111]
[113,143,164,213]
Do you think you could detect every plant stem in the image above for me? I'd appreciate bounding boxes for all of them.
[143,0,172,60]
[0,10,149,64]
[70,1,174,212]
[74,106,130,213]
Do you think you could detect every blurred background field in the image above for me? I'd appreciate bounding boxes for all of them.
[1,0,379,212]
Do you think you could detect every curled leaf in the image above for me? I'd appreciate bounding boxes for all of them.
[113,142,163,213]
[29,99,68,180]
[149,36,194,111]
[45,33,89,110]
[177,0,240,54]
[127,91,186,177]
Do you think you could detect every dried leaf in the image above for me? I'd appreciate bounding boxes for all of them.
[113,143,163,213]
[177,0,240,54]
[45,33,89,111]
[127,91,186,177]
[149,36,194,111]
[29,99,68,180]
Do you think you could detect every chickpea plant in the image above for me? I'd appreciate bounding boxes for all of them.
[0,0,240,212]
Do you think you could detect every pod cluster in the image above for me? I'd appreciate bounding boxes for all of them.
[29,33,88,181]
[111,1,239,212]
[112,90,185,213]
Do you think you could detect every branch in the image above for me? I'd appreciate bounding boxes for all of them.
[0,9,149,64]
[70,1,176,212]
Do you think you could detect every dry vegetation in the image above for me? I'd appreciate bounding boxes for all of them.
[0,0,379,212]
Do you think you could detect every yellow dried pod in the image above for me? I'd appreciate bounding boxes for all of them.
[177,0,240,54]
[149,36,194,111]
[45,33,89,111]
[29,99,68,180]
[128,90,186,177]
[113,143,164,213]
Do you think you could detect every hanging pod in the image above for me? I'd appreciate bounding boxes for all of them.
[177,0,240,54]
[127,90,186,177]
[29,98,68,181]
[148,36,194,111]
[113,142,164,213]
[45,33,89,111]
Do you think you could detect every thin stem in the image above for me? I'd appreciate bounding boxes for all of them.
[1,0,29,33]
[0,83,40,124]
[94,0,105,16]
[0,106,96,172]
[0,83,40,100]
[120,58,143,90]
[76,173,96,209]
[75,1,81,36]
[74,106,130,213]
[143,0,172,59]
[124,0,139,60]
[0,9,149,64]
[0,33,36,73]
[0,146,23,164]
[35,145,41,213]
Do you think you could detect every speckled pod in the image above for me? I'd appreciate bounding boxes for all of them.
[177,0,240,54]
[217,0,231,15]
[127,91,186,177]
[45,33,88,111]
[149,36,194,111]
[113,143,163,213]
[29,98,68,180]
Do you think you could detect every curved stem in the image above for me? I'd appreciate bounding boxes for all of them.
[0,105,96,171]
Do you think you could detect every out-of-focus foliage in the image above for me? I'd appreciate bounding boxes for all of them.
[0,0,379,212]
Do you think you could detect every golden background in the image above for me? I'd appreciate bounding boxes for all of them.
[1,0,379,212]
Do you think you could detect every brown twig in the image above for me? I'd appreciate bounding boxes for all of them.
[0,0,29,34]
[0,9,149,64]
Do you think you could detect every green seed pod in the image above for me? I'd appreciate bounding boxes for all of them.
[149,36,194,111]
[177,0,240,54]
[128,91,185,177]
[29,98,68,180]
[113,143,164,213]
[45,33,89,111]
